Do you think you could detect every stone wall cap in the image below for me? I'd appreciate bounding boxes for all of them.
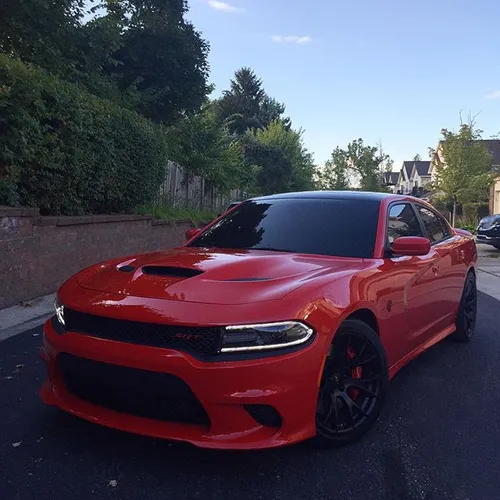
[36,214,153,227]
[0,206,40,217]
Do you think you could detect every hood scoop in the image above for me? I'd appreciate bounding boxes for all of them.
[118,265,136,273]
[141,266,203,278]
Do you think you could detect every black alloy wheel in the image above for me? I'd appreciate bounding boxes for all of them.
[314,319,389,447]
[452,271,477,343]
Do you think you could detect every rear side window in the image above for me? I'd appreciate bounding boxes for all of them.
[415,205,450,243]
[387,203,423,244]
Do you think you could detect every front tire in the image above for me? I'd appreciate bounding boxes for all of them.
[451,271,477,343]
[313,319,389,447]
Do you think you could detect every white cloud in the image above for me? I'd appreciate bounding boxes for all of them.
[208,1,244,13]
[486,90,500,100]
[271,35,312,45]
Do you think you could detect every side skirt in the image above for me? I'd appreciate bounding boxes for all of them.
[388,324,456,379]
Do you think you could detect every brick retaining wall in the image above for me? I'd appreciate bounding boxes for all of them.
[0,207,193,309]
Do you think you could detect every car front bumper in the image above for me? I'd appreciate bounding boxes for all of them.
[476,233,500,247]
[40,317,324,450]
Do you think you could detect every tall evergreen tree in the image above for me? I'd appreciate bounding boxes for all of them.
[215,67,289,134]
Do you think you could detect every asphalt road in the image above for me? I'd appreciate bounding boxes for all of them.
[2,293,500,500]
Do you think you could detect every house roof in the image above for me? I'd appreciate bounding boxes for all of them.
[413,161,431,176]
[402,161,414,178]
[383,172,399,185]
[431,139,500,172]
[481,140,500,166]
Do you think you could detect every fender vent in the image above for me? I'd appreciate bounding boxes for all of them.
[142,266,203,278]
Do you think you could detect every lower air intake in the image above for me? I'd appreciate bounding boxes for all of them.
[57,354,210,426]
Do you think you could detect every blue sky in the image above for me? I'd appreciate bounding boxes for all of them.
[186,0,500,170]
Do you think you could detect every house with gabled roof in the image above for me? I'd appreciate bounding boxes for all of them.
[393,160,432,196]
[382,171,399,192]
[396,161,414,195]
[410,161,432,189]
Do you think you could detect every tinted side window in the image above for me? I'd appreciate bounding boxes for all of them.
[387,203,423,244]
[415,205,448,242]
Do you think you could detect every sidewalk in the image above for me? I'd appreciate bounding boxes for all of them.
[477,244,500,301]
[0,293,55,342]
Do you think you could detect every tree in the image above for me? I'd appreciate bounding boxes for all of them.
[252,120,316,191]
[166,104,252,192]
[214,67,289,135]
[242,138,294,195]
[109,0,210,124]
[345,139,387,191]
[430,120,496,225]
[1,0,211,124]
[316,147,351,190]
[0,0,86,74]
[319,139,389,192]
[413,154,422,161]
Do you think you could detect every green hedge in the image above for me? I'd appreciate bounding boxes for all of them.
[0,55,168,215]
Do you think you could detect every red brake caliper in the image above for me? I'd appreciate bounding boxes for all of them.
[346,345,362,399]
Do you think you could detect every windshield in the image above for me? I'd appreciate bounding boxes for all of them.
[189,198,380,258]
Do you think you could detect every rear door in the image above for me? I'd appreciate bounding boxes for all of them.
[413,204,462,333]
[386,202,443,349]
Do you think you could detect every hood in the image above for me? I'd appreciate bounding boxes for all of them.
[479,214,500,229]
[75,247,364,305]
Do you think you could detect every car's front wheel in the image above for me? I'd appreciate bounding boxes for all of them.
[314,319,389,447]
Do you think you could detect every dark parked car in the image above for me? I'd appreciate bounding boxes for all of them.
[476,214,500,249]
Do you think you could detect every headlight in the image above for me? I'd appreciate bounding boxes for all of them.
[220,321,314,353]
[54,297,65,327]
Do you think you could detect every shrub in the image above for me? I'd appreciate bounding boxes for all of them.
[0,55,168,215]
[462,202,489,226]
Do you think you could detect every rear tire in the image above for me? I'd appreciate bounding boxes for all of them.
[451,271,477,343]
[313,319,389,448]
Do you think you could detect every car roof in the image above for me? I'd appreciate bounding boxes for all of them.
[252,190,399,203]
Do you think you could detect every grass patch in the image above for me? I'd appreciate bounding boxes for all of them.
[136,204,217,224]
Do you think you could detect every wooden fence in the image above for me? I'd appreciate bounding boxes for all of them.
[157,162,246,213]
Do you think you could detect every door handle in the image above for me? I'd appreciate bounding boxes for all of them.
[432,263,440,274]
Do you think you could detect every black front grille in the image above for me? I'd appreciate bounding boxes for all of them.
[64,309,222,357]
[57,353,210,426]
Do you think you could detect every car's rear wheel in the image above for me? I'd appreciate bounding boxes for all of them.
[313,319,389,447]
[451,271,477,343]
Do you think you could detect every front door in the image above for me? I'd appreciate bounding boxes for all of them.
[385,203,443,350]
[413,204,463,333]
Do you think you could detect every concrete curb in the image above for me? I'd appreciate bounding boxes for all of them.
[0,293,55,342]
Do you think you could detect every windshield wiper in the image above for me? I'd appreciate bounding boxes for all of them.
[252,247,295,253]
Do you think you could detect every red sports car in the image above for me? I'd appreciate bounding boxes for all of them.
[40,191,478,449]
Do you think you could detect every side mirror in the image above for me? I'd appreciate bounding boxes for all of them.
[185,228,201,241]
[391,236,430,256]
